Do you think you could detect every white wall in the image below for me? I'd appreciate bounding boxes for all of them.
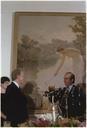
[1,1,85,77]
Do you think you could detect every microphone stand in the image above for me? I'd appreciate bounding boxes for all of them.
[52,95,56,124]
[65,95,68,118]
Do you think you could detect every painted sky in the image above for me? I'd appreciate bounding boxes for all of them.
[17,15,84,91]
[18,15,76,44]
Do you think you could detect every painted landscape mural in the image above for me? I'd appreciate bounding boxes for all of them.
[13,13,86,110]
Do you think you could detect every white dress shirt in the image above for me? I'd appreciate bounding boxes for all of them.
[66,84,74,92]
[13,81,20,88]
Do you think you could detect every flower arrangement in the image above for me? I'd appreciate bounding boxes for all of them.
[29,118,51,127]
[55,118,81,127]
[28,117,81,127]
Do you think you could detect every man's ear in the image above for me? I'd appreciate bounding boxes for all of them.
[17,75,20,79]
[71,79,74,83]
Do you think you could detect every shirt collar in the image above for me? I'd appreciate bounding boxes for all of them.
[66,84,74,92]
[13,81,20,88]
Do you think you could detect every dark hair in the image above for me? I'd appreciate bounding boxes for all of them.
[11,68,23,81]
[65,72,75,83]
[1,76,10,84]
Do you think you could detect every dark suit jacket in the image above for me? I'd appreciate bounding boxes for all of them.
[59,85,86,118]
[6,82,28,123]
[49,85,86,118]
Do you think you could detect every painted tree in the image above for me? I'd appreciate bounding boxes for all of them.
[70,15,86,82]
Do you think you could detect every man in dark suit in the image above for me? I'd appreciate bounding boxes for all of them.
[6,68,28,127]
[49,72,86,120]
[58,72,86,119]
